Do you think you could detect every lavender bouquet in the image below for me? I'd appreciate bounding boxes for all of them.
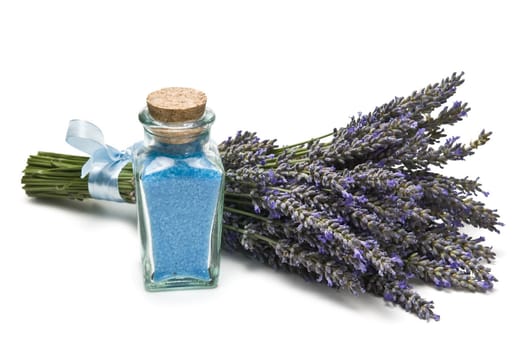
[22,73,502,320]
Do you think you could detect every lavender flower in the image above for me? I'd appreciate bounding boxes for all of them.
[406,253,494,292]
[365,275,440,321]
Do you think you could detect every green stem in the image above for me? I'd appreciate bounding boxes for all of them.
[225,192,253,199]
[223,206,272,223]
[274,132,333,153]
[267,186,291,193]
[22,153,135,203]
[222,224,277,246]
[223,198,253,207]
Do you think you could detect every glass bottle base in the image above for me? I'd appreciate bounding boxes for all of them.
[144,275,218,292]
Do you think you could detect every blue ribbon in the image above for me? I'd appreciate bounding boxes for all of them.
[66,120,137,202]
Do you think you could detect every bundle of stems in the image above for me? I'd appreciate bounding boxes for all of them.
[22,73,502,321]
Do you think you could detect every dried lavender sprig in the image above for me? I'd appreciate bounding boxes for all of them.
[312,113,424,168]
[406,253,494,291]
[372,71,465,122]
[275,239,366,295]
[422,101,470,143]
[219,131,277,168]
[331,72,464,145]
[365,275,440,321]
[403,130,492,169]
[417,230,496,275]
[410,171,490,199]
[418,178,501,232]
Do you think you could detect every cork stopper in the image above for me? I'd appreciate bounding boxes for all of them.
[146,87,207,123]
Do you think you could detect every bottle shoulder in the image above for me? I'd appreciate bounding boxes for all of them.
[134,144,223,179]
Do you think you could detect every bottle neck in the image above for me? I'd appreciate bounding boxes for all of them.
[143,130,210,155]
[139,107,215,156]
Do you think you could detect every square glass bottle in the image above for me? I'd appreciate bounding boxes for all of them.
[134,88,224,291]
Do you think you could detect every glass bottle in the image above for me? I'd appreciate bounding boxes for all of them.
[134,87,224,291]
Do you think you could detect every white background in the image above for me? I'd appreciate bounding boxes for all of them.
[1,1,521,349]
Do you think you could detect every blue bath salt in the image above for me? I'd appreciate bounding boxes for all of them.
[141,152,222,282]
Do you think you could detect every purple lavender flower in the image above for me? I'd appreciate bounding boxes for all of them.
[398,280,408,290]
[384,291,394,302]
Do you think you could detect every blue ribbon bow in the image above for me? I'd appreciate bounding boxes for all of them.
[66,120,138,202]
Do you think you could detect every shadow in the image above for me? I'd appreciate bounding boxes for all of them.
[26,197,137,229]
[221,249,401,320]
